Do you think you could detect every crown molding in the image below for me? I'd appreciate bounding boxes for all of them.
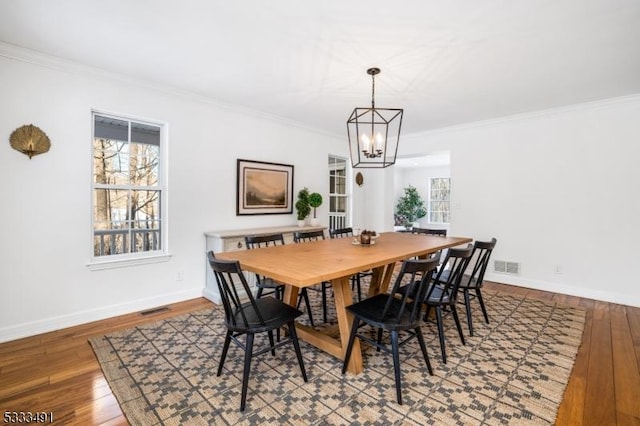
[0,41,342,140]
[404,92,640,139]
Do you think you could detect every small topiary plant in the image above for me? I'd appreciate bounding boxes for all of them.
[296,187,311,221]
[308,192,323,219]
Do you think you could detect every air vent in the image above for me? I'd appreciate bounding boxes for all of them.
[494,260,520,275]
[140,306,170,316]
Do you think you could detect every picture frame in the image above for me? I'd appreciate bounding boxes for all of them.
[236,159,294,215]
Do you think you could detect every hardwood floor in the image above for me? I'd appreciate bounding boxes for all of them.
[1,283,639,425]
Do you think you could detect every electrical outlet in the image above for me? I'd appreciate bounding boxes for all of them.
[553,264,563,274]
[176,270,184,281]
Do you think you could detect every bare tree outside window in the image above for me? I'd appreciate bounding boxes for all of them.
[92,115,163,257]
[429,177,450,224]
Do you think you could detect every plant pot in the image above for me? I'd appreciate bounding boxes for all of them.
[310,218,320,226]
[297,220,306,227]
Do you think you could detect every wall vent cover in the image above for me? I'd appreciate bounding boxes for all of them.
[494,260,520,275]
[140,306,170,316]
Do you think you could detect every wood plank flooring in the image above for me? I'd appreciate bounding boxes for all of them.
[1,283,639,425]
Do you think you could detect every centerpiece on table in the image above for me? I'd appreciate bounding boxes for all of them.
[355,229,378,245]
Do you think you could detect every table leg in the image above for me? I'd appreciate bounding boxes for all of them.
[282,284,299,307]
[332,276,363,374]
[283,278,363,374]
[368,262,397,297]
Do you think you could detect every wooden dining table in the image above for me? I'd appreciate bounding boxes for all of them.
[215,231,472,374]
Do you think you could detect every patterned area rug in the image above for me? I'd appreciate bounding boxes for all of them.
[90,289,585,425]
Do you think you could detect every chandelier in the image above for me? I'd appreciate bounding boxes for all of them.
[347,67,403,168]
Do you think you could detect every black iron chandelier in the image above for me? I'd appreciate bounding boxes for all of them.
[347,67,403,168]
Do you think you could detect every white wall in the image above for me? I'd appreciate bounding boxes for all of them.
[352,168,396,232]
[0,52,345,342]
[362,95,640,306]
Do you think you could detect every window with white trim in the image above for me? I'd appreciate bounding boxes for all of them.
[328,156,348,230]
[92,113,166,259]
[428,177,450,224]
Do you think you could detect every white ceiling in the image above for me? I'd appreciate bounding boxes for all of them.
[1,0,639,137]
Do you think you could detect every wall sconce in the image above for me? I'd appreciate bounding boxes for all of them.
[9,124,51,159]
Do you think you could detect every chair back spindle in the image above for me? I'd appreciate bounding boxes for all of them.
[462,238,497,288]
[329,227,354,239]
[293,229,325,243]
[428,245,473,304]
[384,257,440,325]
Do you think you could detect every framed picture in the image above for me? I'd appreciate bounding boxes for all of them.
[236,159,294,215]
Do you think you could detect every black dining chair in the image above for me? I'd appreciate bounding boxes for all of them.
[456,238,497,336]
[207,251,307,412]
[342,257,440,404]
[412,227,448,262]
[245,233,315,327]
[422,245,473,363]
[329,227,366,301]
[397,244,473,363]
[244,233,286,300]
[293,229,332,323]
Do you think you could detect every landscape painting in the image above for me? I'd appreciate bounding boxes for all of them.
[236,159,294,215]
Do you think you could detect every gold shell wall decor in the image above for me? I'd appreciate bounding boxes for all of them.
[9,124,51,159]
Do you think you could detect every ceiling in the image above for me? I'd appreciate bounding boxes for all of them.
[1,0,639,138]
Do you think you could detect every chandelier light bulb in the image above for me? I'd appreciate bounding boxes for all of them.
[375,132,384,152]
[361,133,371,152]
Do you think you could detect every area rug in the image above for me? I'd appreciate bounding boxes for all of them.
[90,291,586,425]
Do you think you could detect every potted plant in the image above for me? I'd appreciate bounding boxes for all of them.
[308,192,323,226]
[295,187,311,227]
[395,185,427,230]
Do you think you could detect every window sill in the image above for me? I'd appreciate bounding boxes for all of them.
[87,253,172,271]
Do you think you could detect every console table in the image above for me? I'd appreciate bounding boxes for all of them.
[204,225,326,303]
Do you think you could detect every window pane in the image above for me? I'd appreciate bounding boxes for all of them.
[335,176,346,195]
[131,190,161,221]
[132,221,161,252]
[94,116,128,140]
[129,143,159,187]
[93,139,129,184]
[93,231,130,256]
[131,122,160,146]
[428,178,450,224]
[93,189,129,224]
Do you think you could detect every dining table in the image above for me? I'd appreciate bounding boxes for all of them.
[215,231,472,374]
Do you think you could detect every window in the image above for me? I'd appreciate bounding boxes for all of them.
[328,156,348,230]
[429,177,450,224]
[92,113,165,260]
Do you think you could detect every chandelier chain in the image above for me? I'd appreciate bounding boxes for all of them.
[371,71,376,109]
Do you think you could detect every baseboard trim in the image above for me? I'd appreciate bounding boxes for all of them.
[0,288,204,344]
[203,287,221,304]
[485,273,640,308]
